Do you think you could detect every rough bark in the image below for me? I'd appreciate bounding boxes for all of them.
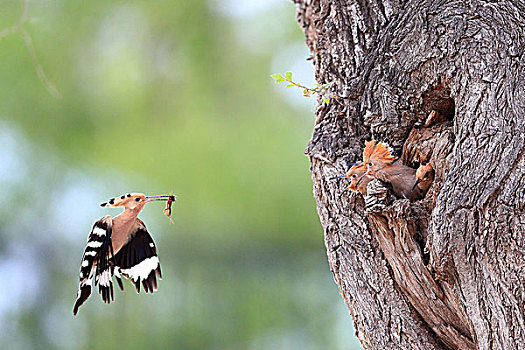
[293,1,525,349]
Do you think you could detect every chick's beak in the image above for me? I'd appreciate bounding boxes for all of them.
[411,178,421,192]
[355,168,373,186]
[355,173,367,186]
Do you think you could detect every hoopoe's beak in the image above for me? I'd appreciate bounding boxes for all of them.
[355,174,366,187]
[330,162,364,181]
[145,195,177,203]
[355,168,372,187]
[411,178,421,192]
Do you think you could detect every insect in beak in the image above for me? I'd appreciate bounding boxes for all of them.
[145,194,177,222]
[164,195,176,222]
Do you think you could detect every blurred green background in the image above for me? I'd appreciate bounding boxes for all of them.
[0,0,361,349]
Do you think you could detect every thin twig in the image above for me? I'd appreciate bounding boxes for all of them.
[272,72,332,103]
[20,28,61,99]
[283,77,311,91]
[0,0,61,99]
[0,0,28,40]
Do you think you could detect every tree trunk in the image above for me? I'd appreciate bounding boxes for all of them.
[293,1,525,349]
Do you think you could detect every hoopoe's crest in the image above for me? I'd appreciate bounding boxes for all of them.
[73,192,176,315]
[363,140,396,177]
[100,193,150,209]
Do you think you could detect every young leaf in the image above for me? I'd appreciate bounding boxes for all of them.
[286,84,295,88]
[271,73,285,83]
[285,71,293,81]
[322,97,330,105]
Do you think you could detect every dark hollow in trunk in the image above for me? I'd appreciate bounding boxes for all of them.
[293,1,525,349]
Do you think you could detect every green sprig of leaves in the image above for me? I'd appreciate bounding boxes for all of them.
[271,71,333,105]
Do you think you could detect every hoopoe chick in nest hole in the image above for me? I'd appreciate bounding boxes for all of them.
[360,140,433,200]
[73,193,176,315]
[330,162,372,195]
[412,161,435,195]
[346,163,372,195]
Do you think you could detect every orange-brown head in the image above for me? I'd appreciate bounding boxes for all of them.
[100,193,176,212]
[362,139,396,177]
[346,163,370,194]
[412,162,435,193]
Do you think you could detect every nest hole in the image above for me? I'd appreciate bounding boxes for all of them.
[421,80,455,122]
[413,227,430,266]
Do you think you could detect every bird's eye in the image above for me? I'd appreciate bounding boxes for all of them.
[368,162,373,167]
[135,198,141,202]
[352,174,357,179]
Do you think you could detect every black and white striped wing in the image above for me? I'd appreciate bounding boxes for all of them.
[113,226,162,294]
[73,216,115,315]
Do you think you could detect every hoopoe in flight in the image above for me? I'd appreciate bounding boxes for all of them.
[412,161,435,195]
[360,140,432,200]
[73,193,176,315]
